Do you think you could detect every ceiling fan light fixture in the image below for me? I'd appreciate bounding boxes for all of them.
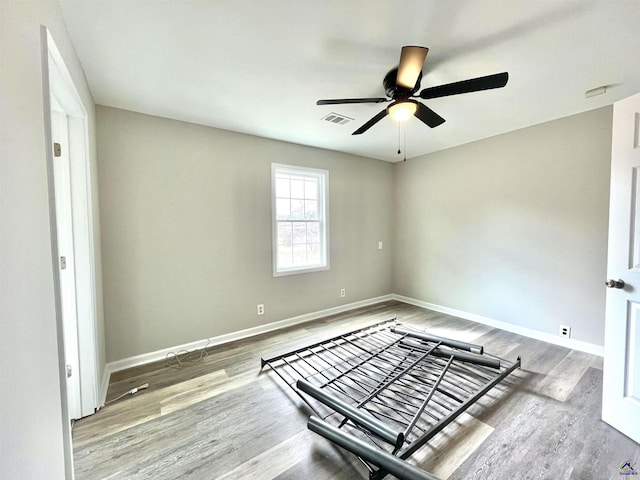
[388,100,417,122]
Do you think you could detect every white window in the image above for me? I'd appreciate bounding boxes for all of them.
[272,163,329,276]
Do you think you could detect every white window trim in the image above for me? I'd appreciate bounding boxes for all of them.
[271,163,330,277]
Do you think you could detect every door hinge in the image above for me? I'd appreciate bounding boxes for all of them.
[53,142,62,157]
[60,256,66,270]
[66,364,72,378]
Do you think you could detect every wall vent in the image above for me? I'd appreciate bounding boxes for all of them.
[321,112,354,125]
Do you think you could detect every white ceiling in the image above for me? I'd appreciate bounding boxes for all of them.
[58,0,640,162]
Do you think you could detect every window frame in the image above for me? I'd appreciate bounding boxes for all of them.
[271,163,329,277]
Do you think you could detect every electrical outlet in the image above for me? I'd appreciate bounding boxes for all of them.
[378,241,383,250]
[559,325,571,338]
[257,304,264,315]
[340,288,346,298]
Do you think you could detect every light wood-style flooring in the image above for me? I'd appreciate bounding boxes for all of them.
[72,301,640,479]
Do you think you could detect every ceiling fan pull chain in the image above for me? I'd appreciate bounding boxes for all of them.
[403,128,407,162]
[397,122,402,155]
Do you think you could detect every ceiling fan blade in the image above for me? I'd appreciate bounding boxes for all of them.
[414,102,445,128]
[352,109,388,135]
[419,72,509,99]
[317,97,388,105]
[396,46,429,90]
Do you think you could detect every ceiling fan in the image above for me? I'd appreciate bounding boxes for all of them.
[317,46,508,135]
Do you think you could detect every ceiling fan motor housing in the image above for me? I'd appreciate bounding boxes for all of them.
[384,68,422,99]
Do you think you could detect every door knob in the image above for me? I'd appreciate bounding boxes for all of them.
[605,279,625,289]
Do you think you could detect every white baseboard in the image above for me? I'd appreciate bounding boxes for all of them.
[106,294,394,374]
[392,294,604,357]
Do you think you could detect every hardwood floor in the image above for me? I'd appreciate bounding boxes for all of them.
[72,301,640,479]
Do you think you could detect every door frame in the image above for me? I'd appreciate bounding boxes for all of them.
[44,28,100,417]
[42,23,100,463]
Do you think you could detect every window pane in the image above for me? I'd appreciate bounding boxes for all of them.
[291,179,304,199]
[305,200,317,219]
[275,176,290,198]
[292,222,306,244]
[307,243,320,264]
[290,199,304,220]
[278,245,293,267]
[276,198,290,220]
[307,222,319,243]
[277,222,292,245]
[305,179,318,200]
[292,244,306,266]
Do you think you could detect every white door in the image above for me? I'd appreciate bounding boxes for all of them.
[51,106,83,420]
[602,92,640,443]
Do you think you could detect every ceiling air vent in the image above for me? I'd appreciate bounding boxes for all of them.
[321,112,354,125]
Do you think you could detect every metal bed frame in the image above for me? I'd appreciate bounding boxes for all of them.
[260,317,520,480]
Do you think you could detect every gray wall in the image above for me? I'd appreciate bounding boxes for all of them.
[97,106,394,362]
[0,1,104,479]
[393,107,612,346]
[98,106,613,361]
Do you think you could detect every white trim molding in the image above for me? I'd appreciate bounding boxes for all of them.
[105,295,394,375]
[392,294,604,357]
